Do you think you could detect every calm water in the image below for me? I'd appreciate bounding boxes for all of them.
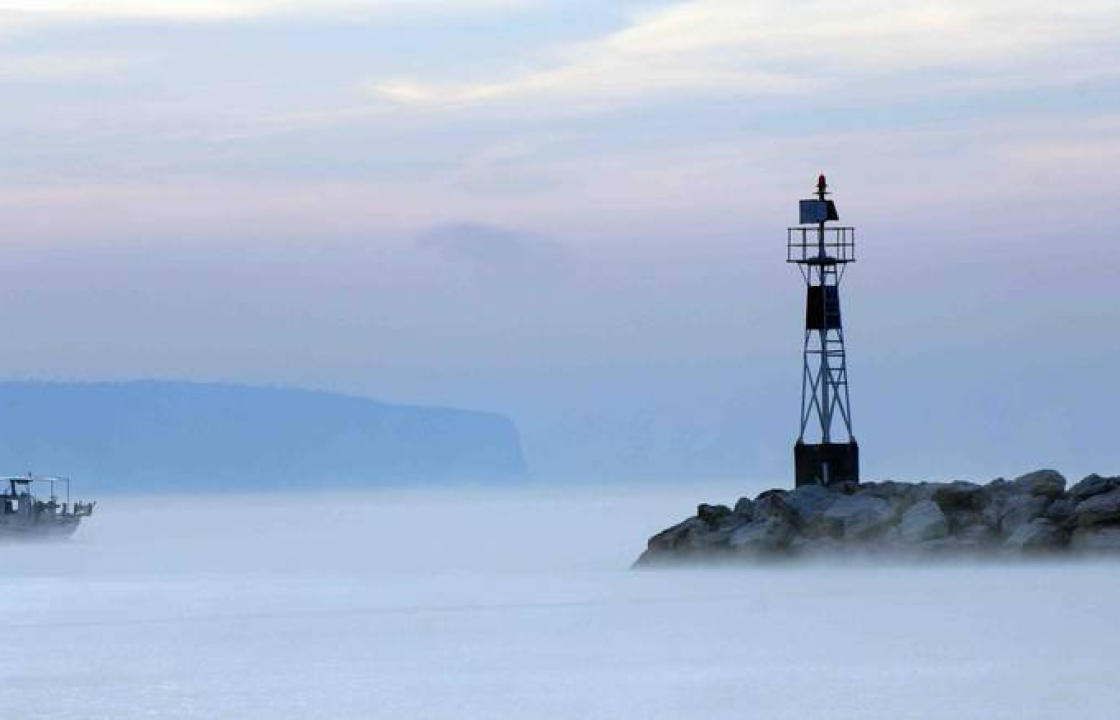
[1,483,1117,719]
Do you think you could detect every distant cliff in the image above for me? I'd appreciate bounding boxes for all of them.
[0,381,528,491]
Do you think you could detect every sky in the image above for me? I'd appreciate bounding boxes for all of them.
[0,0,1118,483]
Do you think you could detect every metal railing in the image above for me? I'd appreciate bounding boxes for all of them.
[787,226,856,263]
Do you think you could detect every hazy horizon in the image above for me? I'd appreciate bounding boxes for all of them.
[0,1,1118,484]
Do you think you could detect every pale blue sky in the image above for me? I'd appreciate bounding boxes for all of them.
[0,0,1118,482]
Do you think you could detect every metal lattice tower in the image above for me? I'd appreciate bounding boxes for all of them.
[787,174,859,486]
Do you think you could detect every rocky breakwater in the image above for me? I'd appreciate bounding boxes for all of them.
[635,470,1120,566]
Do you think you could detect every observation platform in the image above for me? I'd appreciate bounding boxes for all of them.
[786,227,856,264]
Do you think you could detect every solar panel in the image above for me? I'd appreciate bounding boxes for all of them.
[799,199,839,224]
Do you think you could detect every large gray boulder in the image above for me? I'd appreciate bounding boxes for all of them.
[925,481,985,512]
[1069,474,1120,501]
[858,481,916,503]
[752,490,792,523]
[979,491,1009,530]
[998,494,1050,535]
[732,496,754,518]
[821,493,894,540]
[635,517,706,565]
[784,484,837,531]
[1042,497,1076,524]
[637,510,748,565]
[1071,525,1120,551]
[1004,519,1066,551]
[684,525,718,551]
[955,522,999,548]
[916,522,999,553]
[789,534,844,556]
[729,517,794,554]
[645,517,703,554]
[897,500,949,543]
[1011,469,1066,499]
[859,481,918,519]
[684,523,727,551]
[1073,488,1120,527]
[697,503,732,526]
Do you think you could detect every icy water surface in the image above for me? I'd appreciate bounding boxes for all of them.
[1,484,1117,719]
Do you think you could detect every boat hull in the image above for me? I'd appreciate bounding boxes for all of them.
[0,515,82,540]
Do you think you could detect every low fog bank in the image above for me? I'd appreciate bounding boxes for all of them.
[2,485,1119,719]
[13,484,726,576]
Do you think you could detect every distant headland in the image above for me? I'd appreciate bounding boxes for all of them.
[0,381,528,491]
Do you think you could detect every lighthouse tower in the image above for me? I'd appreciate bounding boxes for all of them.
[787,175,859,486]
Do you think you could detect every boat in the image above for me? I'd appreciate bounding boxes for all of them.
[0,474,94,539]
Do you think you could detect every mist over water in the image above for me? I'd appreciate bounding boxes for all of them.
[3,484,1118,719]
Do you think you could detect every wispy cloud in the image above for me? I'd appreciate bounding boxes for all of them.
[366,0,1120,108]
[0,51,140,80]
[1,0,539,23]
[415,222,569,271]
[0,0,1114,243]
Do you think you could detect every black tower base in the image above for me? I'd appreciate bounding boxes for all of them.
[794,441,859,487]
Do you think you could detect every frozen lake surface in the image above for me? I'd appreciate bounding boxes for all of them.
[2,483,1118,719]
